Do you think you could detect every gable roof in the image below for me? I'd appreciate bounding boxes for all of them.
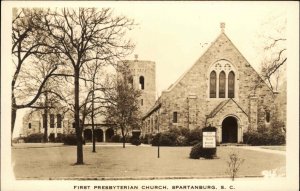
[207,98,248,118]
[163,30,274,95]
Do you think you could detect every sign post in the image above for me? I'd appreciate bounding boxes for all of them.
[202,125,217,158]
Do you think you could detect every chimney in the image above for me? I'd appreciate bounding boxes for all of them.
[220,22,225,33]
[134,54,138,61]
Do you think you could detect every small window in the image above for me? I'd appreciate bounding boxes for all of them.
[57,114,62,128]
[173,112,178,123]
[28,123,32,129]
[139,76,145,90]
[50,114,55,128]
[72,122,76,128]
[266,111,271,123]
[141,99,143,106]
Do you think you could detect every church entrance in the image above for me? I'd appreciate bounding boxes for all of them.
[222,116,238,143]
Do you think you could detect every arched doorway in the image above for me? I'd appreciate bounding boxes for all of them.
[84,129,92,142]
[105,128,114,142]
[94,129,103,142]
[222,116,238,143]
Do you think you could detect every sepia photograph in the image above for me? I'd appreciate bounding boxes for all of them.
[1,1,299,191]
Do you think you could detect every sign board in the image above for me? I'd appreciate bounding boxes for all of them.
[203,131,216,148]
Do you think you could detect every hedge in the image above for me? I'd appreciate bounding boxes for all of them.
[23,133,44,143]
[243,130,285,146]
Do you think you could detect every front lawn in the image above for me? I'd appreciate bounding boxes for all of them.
[12,144,285,179]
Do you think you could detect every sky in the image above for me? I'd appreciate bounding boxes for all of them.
[108,1,288,95]
[3,1,294,138]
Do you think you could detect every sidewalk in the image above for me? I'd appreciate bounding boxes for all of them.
[12,142,152,149]
[231,146,286,155]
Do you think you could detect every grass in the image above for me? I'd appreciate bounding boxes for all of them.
[12,144,285,179]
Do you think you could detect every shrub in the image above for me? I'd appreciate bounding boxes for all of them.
[243,129,285,146]
[152,132,178,146]
[131,132,141,146]
[189,142,216,159]
[24,133,44,143]
[62,134,78,145]
[141,134,152,144]
[176,135,188,146]
[55,133,63,143]
[111,134,121,142]
[131,137,141,146]
[187,128,202,145]
[189,140,201,146]
[49,133,55,142]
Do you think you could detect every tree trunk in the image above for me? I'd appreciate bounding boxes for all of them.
[92,81,96,153]
[43,92,48,143]
[121,127,126,148]
[74,67,84,165]
[11,105,17,146]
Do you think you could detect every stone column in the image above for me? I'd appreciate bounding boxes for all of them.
[249,94,258,131]
[188,94,197,129]
[103,128,106,142]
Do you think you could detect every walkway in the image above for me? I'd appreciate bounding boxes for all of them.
[230,145,286,155]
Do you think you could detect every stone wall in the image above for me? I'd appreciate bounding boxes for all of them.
[143,32,276,141]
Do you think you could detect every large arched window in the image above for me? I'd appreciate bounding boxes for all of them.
[228,71,235,98]
[219,71,226,98]
[210,71,217,98]
[139,76,145,90]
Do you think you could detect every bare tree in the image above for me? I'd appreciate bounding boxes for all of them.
[226,150,245,181]
[105,63,142,148]
[37,8,135,164]
[12,8,61,142]
[257,11,287,91]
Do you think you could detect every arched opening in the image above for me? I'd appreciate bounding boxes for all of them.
[222,116,238,143]
[228,71,235,98]
[210,71,217,98]
[219,71,226,98]
[105,128,114,142]
[94,129,103,142]
[84,129,92,142]
[139,76,145,90]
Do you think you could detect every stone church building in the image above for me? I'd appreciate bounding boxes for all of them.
[142,23,277,143]
[21,58,156,142]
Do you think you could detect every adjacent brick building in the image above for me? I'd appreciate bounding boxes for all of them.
[142,23,277,143]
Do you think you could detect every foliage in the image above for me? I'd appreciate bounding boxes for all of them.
[111,134,121,143]
[176,135,189,146]
[141,134,152,144]
[151,132,178,146]
[226,151,245,181]
[131,137,141,146]
[49,133,55,142]
[23,133,44,143]
[131,131,141,146]
[187,128,203,145]
[62,134,78,145]
[243,120,285,145]
[189,142,216,159]
[55,133,63,143]
[151,127,202,146]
